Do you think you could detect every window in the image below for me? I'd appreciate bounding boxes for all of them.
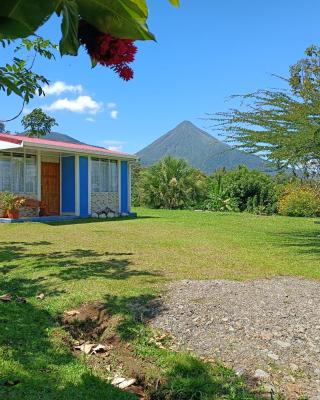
[110,160,118,192]
[100,159,109,191]
[91,158,118,193]
[25,155,37,193]
[0,152,37,193]
[0,154,11,191]
[11,155,24,192]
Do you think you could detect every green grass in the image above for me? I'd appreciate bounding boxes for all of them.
[0,208,319,399]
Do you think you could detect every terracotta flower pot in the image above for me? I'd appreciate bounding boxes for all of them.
[7,209,20,219]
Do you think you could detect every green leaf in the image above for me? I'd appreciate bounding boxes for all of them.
[168,0,180,6]
[90,56,97,68]
[59,0,80,55]
[130,0,148,16]
[0,75,22,96]
[0,0,58,39]
[76,0,155,41]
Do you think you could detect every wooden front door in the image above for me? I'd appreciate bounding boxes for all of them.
[41,162,60,215]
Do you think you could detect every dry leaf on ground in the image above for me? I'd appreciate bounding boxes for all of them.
[112,377,126,386]
[0,294,12,302]
[64,310,80,316]
[91,344,106,354]
[118,378,136,389]
[74,343,107,355]
[74,343,95,355]
[111,377,136,389]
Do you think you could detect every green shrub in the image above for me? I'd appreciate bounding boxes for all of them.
[278,185,320,217]
[0,192,26,210]
[204,175,239,212]
[140,157,208,209]
[207,166,278,214]
[131,161,143,207]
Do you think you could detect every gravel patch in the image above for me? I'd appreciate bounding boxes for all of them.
[151,277,320,399]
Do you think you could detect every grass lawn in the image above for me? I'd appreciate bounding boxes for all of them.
[0,208,319,399]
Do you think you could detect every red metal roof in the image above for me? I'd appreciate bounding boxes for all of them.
[0,133,133,158]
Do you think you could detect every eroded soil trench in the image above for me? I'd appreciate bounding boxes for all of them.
[62,301,154,399]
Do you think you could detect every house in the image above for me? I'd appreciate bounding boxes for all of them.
[0,133,136,219]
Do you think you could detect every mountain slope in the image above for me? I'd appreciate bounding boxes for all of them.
[136,121,272,174]
[20,132,84,144]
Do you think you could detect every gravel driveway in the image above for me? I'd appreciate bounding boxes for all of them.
[151,277,320,399]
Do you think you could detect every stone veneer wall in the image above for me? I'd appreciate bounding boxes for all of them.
[91,192,119,215]
[0,192,38,218]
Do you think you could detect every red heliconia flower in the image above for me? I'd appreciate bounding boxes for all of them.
[78,21,137,81]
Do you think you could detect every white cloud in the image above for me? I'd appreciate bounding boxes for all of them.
[43,81,83,96]
[107,102,116,109]
[86,117,95,122]
[44,95,102,115]
[108,145,123,152]
[110,110,118,120]
[101,140,126,152]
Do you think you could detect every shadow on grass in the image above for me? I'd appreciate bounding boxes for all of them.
[274,228,320,255]
[0,241,158,399]
[44,215,158,226]
[0,241,52,264]
[151,355,257,400]
[0,241,160,282]
[0,239,258,400]
[0,279,135,400]
[103,293,164,341]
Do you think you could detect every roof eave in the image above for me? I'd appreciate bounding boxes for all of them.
[0,139,23,151]
[22,141,138,160]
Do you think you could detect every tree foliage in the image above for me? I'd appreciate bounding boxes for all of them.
[207,166,277,214]
[0,1,179,116]
[289,45,320,101]
[0,0,179,56]
[0,37,57,121]
[278,184,320,217]
[139,156,207,209]
[211,46,320,175]
[203,172,239,212]
[132,157,318,217]
[131,161,143,207]
[21,108,58,137]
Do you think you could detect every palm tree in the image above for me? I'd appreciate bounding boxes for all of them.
[141,156,206,209]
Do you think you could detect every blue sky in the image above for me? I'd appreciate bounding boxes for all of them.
[1,0,320,153]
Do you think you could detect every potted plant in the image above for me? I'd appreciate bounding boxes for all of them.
[0,192,26,219]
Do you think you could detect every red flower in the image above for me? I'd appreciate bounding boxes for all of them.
[78,21,137,81]
[118,66,134,81]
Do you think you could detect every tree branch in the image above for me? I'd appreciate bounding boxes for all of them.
[0,99,26,123]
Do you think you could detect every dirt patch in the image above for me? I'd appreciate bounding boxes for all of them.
[61,301,158,399]
[151,277,320,399]
[63,301,111,341]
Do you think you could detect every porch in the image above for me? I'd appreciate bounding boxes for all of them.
[0,215,81,223]
[0,149,131,219]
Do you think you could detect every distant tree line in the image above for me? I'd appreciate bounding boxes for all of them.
[132,156,320,217]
